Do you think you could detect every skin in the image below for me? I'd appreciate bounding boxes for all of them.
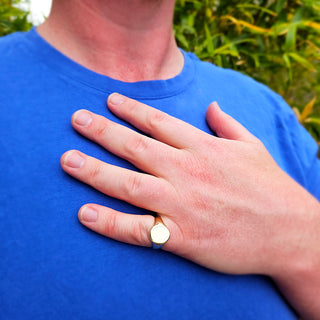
[60,95,320,319]
[38,0,320,319]
[37,0,183,81]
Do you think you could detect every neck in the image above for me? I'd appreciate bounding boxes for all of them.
[37,0,183,82]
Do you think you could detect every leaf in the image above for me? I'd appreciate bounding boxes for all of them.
[220,15,242,34]
[303,21,320,31]
[301,97,316,122]
[213,39,256,56]
[236,4,277,17]
[238,20,271,33]
[283,53,291,68]
[285,6,306,50]
[293,107,301,121]
[272,22,290,36]
[204,23,214,54]
[288,52,315,71]
[275,0,287,14]
[292,7,305,23]
[283,53,293,83]
[220,15,271,34]
[305,117,320,125]
[285,24,297,50]
[175,32,189,49]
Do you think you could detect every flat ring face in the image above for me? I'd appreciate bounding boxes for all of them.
[150,222,170,247]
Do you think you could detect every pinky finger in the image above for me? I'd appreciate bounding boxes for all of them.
[78,204,155,247]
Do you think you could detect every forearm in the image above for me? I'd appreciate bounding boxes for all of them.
[271,190,320,320]
[275,270,320,320]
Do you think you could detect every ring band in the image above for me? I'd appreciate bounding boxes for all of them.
[150,216,170,249]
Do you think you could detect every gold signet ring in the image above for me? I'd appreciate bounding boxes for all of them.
[150,216,170,249]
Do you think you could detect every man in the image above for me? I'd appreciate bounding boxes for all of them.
[1,0,319,319]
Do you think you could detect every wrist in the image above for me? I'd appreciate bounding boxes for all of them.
[264,180,320,280]
[266,187,320,319]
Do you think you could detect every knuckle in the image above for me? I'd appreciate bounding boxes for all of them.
[130,221,149,246]
[124,134,148,157]
[147,110,168,130]
[93,121,110,140]
[199,137,225,159]
[126,100,140,118]
[202,136,219,151]
[104,212,118,237]
[122,173,143,199]
[88,163,103,185]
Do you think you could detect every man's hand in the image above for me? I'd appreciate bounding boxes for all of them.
[61,93,320,319]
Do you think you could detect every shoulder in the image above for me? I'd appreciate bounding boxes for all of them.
[0,31,28,57]
[0,31,34,74]
[0,29,49,87]
[189,52,283,105]
[185,51,291,123]
[0,31,23,45]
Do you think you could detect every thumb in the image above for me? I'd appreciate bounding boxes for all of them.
[206,102,257,142]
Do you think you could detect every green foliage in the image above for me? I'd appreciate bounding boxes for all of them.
[174,0,320,144]
[0,0,32,36]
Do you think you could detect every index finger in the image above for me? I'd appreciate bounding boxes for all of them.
[107,93,211,149]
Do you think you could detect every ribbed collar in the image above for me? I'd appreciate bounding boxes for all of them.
[22,27,196,100]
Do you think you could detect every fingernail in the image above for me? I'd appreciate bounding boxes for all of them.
[212,101,220,110]
[74,110,92,127]
[108,93,124,106]
[64,151,84,168]
[80,206,98,222]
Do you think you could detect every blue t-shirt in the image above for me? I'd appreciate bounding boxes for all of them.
[1,28,319,320]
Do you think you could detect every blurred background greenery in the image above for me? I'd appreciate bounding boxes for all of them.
[174,0,320,144]
[0,0,32,36]
[1,0,320,144]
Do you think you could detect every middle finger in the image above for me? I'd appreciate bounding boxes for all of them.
[61,150,174,213]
